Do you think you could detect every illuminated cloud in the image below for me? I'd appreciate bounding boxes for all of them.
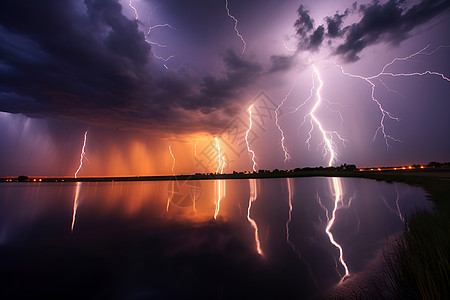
[292,0,450,61]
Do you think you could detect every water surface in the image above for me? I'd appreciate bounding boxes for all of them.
[0,177,431,299]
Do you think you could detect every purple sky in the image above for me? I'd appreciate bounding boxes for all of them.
[1,0,449,176]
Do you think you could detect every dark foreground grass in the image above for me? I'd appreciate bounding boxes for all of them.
[325,211,449,299]
[382,211,449,299]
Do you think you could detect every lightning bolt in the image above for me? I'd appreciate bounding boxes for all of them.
[282,65,347,165]
[305,66,347,166]
[129,1,177,65]
[285,178,302,258]
[128,0,139,20]
[380,183,405,224]
[214,137,225,174]
[192,186,197,212]
[245,105,258,172]
[243,105,262,255]
[314,65,350,282]
[74,130,88,178]
[394,183,404,224]
[71,182,81,232]
[167,179,174,212]
[293,66,350,283]
[248,179,263,256]
[214,179,226,219]
[224,0,246,55]
[168,145,175,174]
[315,180,350,283]
[327,177,350,283]
[166,145,175,211]
[145,24,176,63]
[334,45,450,148]
[145,23,176,47]
[72,130,88,232]
[214,137,226,219]
[275,80,298,162]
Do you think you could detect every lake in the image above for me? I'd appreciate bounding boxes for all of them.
[0,177,431,299]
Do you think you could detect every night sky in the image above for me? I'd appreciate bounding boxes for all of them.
[1,0,449,176]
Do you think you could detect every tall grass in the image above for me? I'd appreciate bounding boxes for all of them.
[383,211,449,299]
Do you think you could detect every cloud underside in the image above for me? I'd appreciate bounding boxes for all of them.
[0,0,261,134]
[295,0,450,61]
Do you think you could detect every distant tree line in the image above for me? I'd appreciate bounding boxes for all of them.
[426,161,450,168]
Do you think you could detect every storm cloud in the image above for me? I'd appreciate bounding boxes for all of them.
[0,0,262,133]
[0,0,448,137]
[294,0,450,61]
[294,5,324,51]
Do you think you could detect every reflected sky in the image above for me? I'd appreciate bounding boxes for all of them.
[0,177,431,299]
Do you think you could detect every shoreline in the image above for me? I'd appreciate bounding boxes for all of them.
[2,168,449,210]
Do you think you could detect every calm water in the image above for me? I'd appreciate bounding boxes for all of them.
[0,177,431,299]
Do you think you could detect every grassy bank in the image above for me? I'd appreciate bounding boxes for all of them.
[356,170,449,298]
[326,170,450,299]
[382,210,449,299]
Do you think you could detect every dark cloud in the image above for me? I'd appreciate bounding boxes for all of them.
[268,55,296,73]
[336,0,450,61]
[294,5,321,51]
[294,5,314,36]
[309,25,325,50]
[325,9,351,38]
[293,0,450,61]
[0,0,262,134]
[197,49,262,106]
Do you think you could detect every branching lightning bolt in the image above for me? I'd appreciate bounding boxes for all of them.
[245,105,258,172]
[74,130,88,178]
[334,63,401,148]
[145,23,176,48]
[334,45,450,148]
[313,65,350,282]
[130,0,176,65]
[301,66,347,166]
[225,0,246,55]
[276,80,298,162]
[291,66,350,283]
[145,23,176,63]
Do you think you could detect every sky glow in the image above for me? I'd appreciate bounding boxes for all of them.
[0,0,449,176]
